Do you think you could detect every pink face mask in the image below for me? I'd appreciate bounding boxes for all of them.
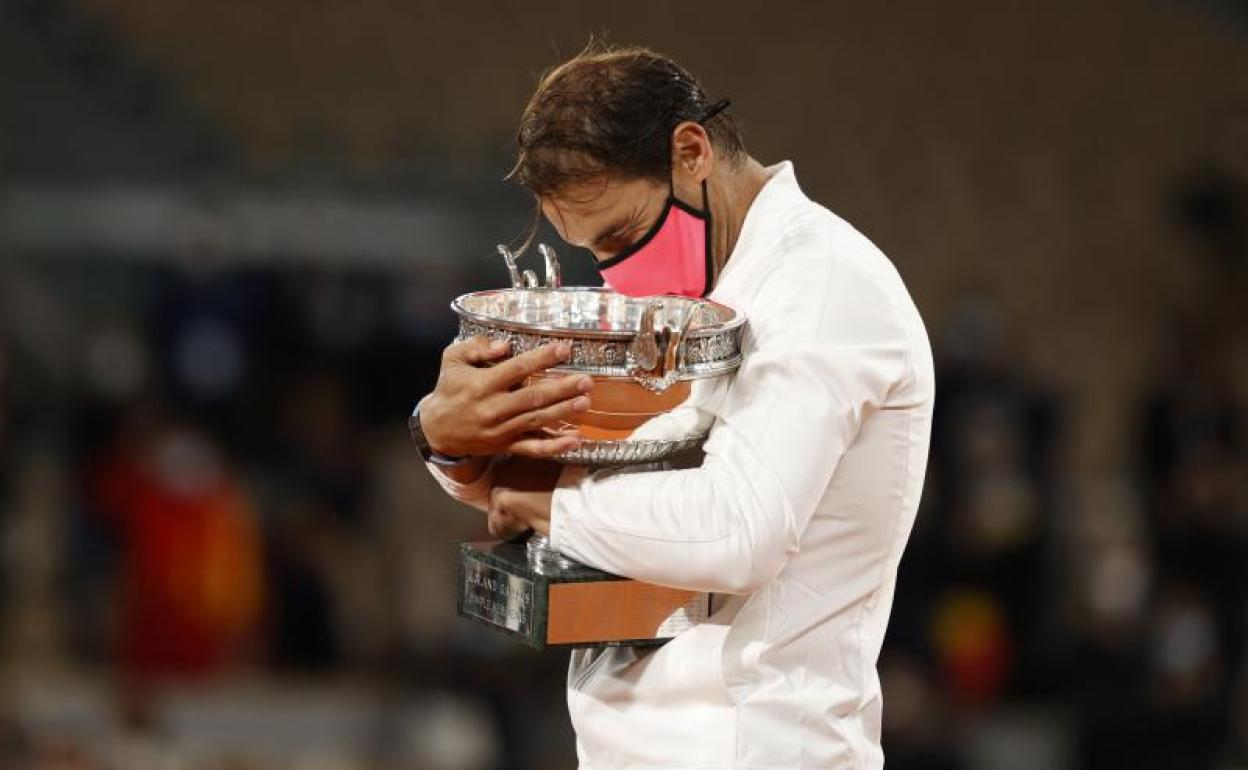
[596,181,714,299]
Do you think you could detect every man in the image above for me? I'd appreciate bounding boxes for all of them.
[412,45,934,769]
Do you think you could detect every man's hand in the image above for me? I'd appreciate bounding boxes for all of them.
[421,336,594,459]
[486,457,562,538]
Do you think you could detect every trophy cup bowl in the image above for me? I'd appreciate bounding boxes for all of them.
[450,245,745,649]
[451,286,744,465]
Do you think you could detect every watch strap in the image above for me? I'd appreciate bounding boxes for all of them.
[409,402,470,466]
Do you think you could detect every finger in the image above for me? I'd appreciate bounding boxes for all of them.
[487,490,505,534]
[487,509,509,538]
[484,341,573,389]
[485,372,593,424]
[489,510,521,538]
[487,495,527,539]
[507,432,583,459]
[494,393,591,437]
[445,335,511,366]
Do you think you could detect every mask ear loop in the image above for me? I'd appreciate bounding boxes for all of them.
[700,178,714,297]
[697,98,731,123]
[693,99,729,296]
[690,97,728,217]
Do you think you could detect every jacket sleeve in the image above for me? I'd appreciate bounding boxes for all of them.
[549,249,915,594]
[426,457,499,513]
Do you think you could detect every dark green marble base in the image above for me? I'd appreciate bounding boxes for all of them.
[456,540,709,650]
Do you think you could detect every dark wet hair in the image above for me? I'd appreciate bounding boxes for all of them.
[508,43,744,197]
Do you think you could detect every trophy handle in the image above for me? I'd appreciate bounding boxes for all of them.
[497,244,524,289]
[538,243,562,289]
[628,299,694,393]
[630,302,660,371]
[662,302,696,375]
[496,243,563,290]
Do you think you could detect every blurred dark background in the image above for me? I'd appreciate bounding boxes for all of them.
[1,1,1247,768]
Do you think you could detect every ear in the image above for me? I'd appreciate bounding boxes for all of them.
[670,121,715,188]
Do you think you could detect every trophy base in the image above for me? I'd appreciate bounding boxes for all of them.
[457,540,710,649]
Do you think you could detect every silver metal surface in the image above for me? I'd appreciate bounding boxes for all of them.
[552,435,707,466]
[452,288,744,383]
[629,302,660,371]
[497,244,523,289]
[628,297,698,393]
[538,243,562,289]
[526,534,578,573]
[460,550,535,637]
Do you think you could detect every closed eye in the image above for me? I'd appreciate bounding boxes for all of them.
[592,223,630,251]
[593,215,646,255]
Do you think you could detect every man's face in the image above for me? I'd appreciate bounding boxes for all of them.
[540,176,668,263]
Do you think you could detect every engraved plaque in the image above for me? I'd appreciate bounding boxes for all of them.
[457,541,710,649]
[460,556,535,638]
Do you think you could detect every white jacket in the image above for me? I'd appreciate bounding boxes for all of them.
[431,162,934,769]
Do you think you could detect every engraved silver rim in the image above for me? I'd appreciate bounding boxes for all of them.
[450,287,746,340]
[454,290,744,383]
[536,357,741,381]
[455,321,740,382]
[553,435,706,466]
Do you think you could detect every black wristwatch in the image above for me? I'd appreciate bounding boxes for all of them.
[409,401,471,467]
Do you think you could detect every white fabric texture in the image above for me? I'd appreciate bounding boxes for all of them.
[425,453,500,512]
[548,162,935,769]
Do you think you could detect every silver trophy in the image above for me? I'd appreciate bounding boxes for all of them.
[454,244,745,648]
